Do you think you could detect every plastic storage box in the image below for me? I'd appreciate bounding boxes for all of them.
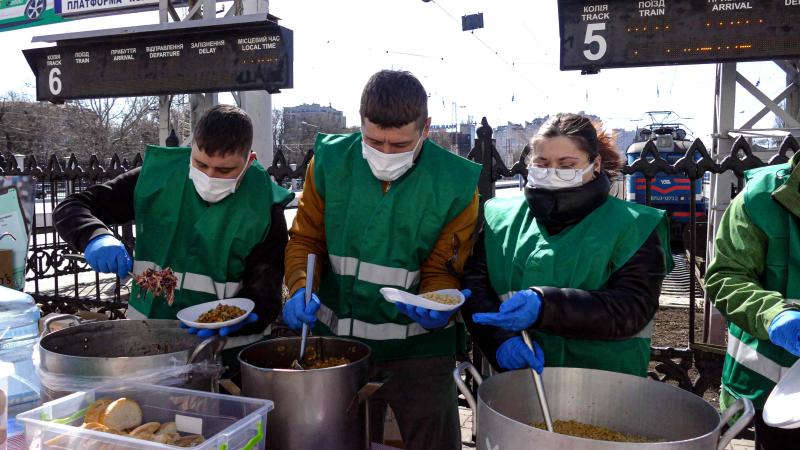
[16,382,273,449]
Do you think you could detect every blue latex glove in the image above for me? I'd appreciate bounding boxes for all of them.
[396,289,471,330]
[472,289,542,332]
[282,288,321,330]
[496,336,545,373]
[768,310,800,357]
[84,234,132,280]
[181,313,259,337]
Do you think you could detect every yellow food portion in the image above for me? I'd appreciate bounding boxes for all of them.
[306,357,351,369]
[531,420,653,443]
[197,304,246,323]
[420,293,460,305]
[297,346,351,369]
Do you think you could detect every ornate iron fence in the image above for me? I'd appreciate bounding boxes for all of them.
[0,153,142,318]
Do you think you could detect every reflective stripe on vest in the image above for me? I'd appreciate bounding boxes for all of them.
[726,331,792,384]
[317,302,453,340]
[329,254,420,290]
[499,290,653,339]
[134,260,242,299]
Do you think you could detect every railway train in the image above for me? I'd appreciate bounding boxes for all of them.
[625,120,708,240]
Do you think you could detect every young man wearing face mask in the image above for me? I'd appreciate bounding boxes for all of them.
[282,70,480,449]
[53,105,293,358]
[461,113,673,378]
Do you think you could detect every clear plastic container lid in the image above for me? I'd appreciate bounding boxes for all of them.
[763,359,800,429]
[0,286,39,343]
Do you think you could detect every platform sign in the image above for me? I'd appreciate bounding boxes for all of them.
[54,0,188,19]
[558,0,800,72]
[23,19,293,101]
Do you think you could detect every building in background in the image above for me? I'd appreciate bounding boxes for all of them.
[278,103,348,164]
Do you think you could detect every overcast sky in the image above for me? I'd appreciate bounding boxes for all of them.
[0,0,790,142]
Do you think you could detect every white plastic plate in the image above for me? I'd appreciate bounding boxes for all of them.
[763,359,800,429]
[379,288,465,312]
[177,298,254,330]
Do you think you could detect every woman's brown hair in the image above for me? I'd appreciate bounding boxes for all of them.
[531,113,624,178]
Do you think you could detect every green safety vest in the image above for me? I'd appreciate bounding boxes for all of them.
[721,162,800,410]
[483,195,672,377]
[128,145,293,333]
[312,133,481,361]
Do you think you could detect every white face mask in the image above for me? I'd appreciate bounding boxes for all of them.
[526,164,595,190]
[361,133,424,182]
[188,159,250,203]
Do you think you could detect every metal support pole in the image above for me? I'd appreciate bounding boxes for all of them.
[705,63,737,346]
[158,0,171,145]
[239,0,273,165]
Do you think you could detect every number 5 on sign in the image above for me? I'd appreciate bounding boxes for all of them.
[583,23,607,61]
[48,68,62,95]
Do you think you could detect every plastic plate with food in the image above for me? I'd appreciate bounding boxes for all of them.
[379,288,465,312]
[176,298,254,330]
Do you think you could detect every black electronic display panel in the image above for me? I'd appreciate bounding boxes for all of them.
[558,0,800,72]
[24,20,292,101]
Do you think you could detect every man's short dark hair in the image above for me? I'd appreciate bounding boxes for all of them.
[359,70,428,129]
[194,105,253,157]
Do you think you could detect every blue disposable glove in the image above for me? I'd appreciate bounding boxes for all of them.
[181,313,259,337]
[396,289,471,330]
[472,289,542,332]
[282,288,321,330]
[84,234,132,280]
[496,336,545,373]
[768,310,800,357]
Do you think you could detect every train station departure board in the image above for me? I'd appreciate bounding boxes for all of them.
[23,18,293,101]
[558,0,800,72]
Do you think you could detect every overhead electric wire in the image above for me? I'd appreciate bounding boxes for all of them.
[428,0,549,100]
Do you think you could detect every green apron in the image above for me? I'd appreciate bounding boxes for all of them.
[129,145,292,353]
[483,195,672,376]
[312,132,481,361]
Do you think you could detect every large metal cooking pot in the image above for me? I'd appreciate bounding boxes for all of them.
[455,362,753,450]
[38,316,225,400]
[239,336,377,450]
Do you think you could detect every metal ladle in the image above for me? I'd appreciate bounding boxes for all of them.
[291,253,317,370]
[522,329,554,432]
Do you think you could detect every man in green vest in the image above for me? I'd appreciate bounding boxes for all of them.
[54,105,293,365]
[706,151,800,450]
[283,70,480,450]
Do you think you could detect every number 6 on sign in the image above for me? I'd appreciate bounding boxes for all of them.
[48,68,62,95]
[583,23,607,61]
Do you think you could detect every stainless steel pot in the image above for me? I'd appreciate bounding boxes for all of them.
[239,336,376,450]
[455,362,754,450]
[38,316,225,400]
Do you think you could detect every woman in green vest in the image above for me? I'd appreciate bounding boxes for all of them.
[462,113,673,377]
[54,105,293,366]
[705,151,800,450]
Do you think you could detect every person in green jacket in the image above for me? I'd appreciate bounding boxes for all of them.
[54,105,293,368]
[706,151,800,450]
[463,113,673,378]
